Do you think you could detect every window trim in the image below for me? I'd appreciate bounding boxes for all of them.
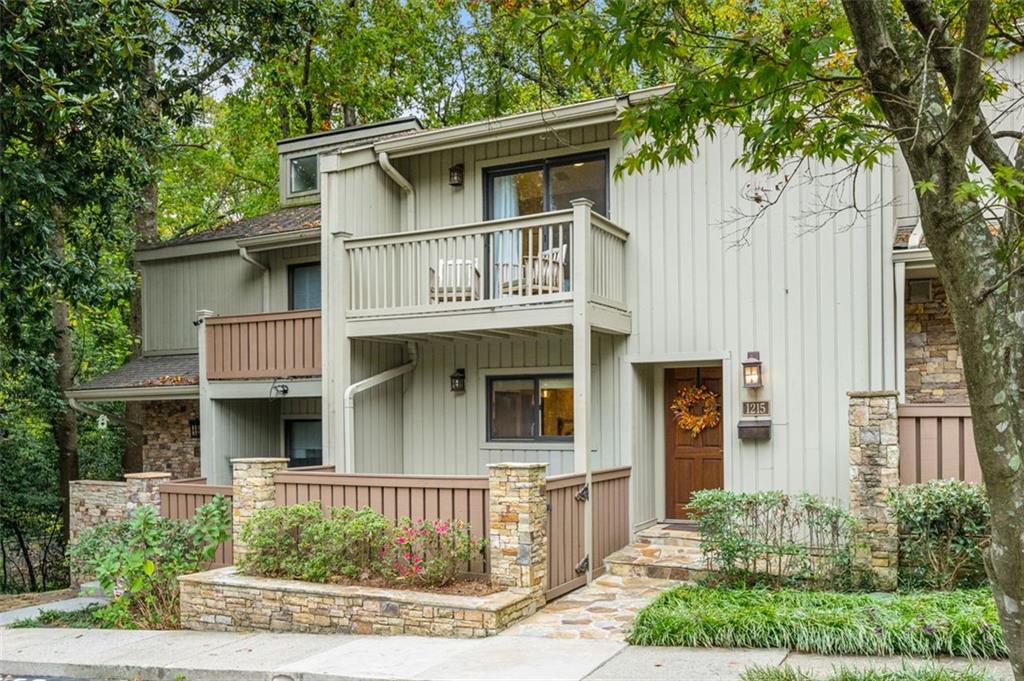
[287,261,322,310]
[485,373,574,443]
[283,417,323,467]
[483,150,610,220]
[287,154,319,196]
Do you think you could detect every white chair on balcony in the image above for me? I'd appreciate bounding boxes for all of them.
[429,258,482,303]
[498,243,568,297]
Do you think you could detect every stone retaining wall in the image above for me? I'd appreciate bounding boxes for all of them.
[69,480,127,545]
[180,567,537,638]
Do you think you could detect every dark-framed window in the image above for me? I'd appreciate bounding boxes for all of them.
[288,262,321,310]
[289,154,318,194]
[484,151,609,220]
[284,419,322,467]
[487,374,573,442]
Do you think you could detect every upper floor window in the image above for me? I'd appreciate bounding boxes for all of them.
[289,262,321,310]
[487,374,573,442]
[289,154,318,194]
[485,152,608,220]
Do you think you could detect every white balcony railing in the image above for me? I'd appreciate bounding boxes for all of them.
[343,206,628,319]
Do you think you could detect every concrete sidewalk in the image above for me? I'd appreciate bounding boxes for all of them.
[0,628,1013,681]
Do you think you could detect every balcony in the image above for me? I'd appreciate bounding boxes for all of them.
[341,205,630,338]
[204,309,321,380]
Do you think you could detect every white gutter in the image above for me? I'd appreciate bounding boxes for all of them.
[344,343,417,472]
[377,151,415,229]
[68,397,142,431]
[238,246,270,310]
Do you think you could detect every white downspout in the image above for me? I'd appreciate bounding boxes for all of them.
[377,152,415,230]
[344,343,417,472]
[238,246,270,311]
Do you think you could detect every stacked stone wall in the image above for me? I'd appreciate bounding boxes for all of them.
[488,463,547,607]
[69,481,127,545]
[180,568,536,638]
[142,400,200,479]
[905,279,967,403]
[847,391,900,590]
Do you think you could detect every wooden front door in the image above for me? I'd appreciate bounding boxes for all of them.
[665,366,724,519]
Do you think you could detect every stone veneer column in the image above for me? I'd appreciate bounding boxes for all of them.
[231,458,288,562]
[488,463,547,605]
[125,472,172,517]
[847,390,900,591]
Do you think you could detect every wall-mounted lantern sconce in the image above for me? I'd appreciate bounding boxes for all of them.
[448,163,464,187]
[188,418,201,439]
[742,351,763,389]
[450,368,466,393]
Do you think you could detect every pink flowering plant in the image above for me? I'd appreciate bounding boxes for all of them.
[391,518,487,587]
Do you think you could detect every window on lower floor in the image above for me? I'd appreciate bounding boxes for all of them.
[487,375,573,441]
[284,419,322,467]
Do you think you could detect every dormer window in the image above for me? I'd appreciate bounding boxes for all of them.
[289,155,318,195]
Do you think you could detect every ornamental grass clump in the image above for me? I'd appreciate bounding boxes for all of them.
[691,489,858,590]
[741,665,996,681]
[888,480,990,590]
[628,584,1006,659]
[239,502,486,588]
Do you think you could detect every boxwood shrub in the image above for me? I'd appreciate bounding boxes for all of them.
[888,479,990,590]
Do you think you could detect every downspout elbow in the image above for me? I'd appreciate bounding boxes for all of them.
[343,342,417,471]
[238,246,270,310]
[377,151,415,229]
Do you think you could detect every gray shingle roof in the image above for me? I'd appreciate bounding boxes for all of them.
[140,205,320,250]
[72,354,199,392]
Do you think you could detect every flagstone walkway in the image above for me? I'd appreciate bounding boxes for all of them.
[501,574,678,641]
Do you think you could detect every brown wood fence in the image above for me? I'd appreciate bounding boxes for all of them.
[159,480,233,567]
[898,405,981,484]
[205,309,322,380]
[274,470,492,573]
[158,465,631,598]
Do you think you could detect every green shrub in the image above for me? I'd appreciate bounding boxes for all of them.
[239,503,486,587]
[237,501,322,579]
[66,496,230,629]
[629,584,1006,658]
[691,489,858,590]
[741,665,996,681]
[888,480,990,591]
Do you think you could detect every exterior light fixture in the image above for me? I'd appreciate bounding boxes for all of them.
[188,418,201,439]
[450,368,466,393]
[448,163,464,187]
[742,351,763,389]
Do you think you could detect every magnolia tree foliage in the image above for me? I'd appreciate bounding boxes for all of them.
[529,0,1024,674]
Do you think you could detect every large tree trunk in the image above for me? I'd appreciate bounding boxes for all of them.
[929,221,1024,676]
[51,226,79,544]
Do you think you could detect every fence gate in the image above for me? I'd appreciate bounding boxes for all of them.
[545,473,588,600]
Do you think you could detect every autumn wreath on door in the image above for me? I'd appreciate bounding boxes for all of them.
[670,385,721,437]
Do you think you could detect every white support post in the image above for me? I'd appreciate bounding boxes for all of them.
[325,232,354,472]
[894,262,907,403]
[571,198,593,583]
[196,309,219,483]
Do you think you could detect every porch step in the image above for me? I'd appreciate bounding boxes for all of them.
[634,524,702,549]
[602,542,708,582]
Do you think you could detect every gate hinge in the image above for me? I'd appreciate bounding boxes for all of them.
[574,555,590,575]
[574,484,589,502]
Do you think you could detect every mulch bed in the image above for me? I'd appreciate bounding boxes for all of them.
[319,575,499,596]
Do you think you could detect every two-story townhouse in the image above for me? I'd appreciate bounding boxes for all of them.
[68,81,1000,529]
